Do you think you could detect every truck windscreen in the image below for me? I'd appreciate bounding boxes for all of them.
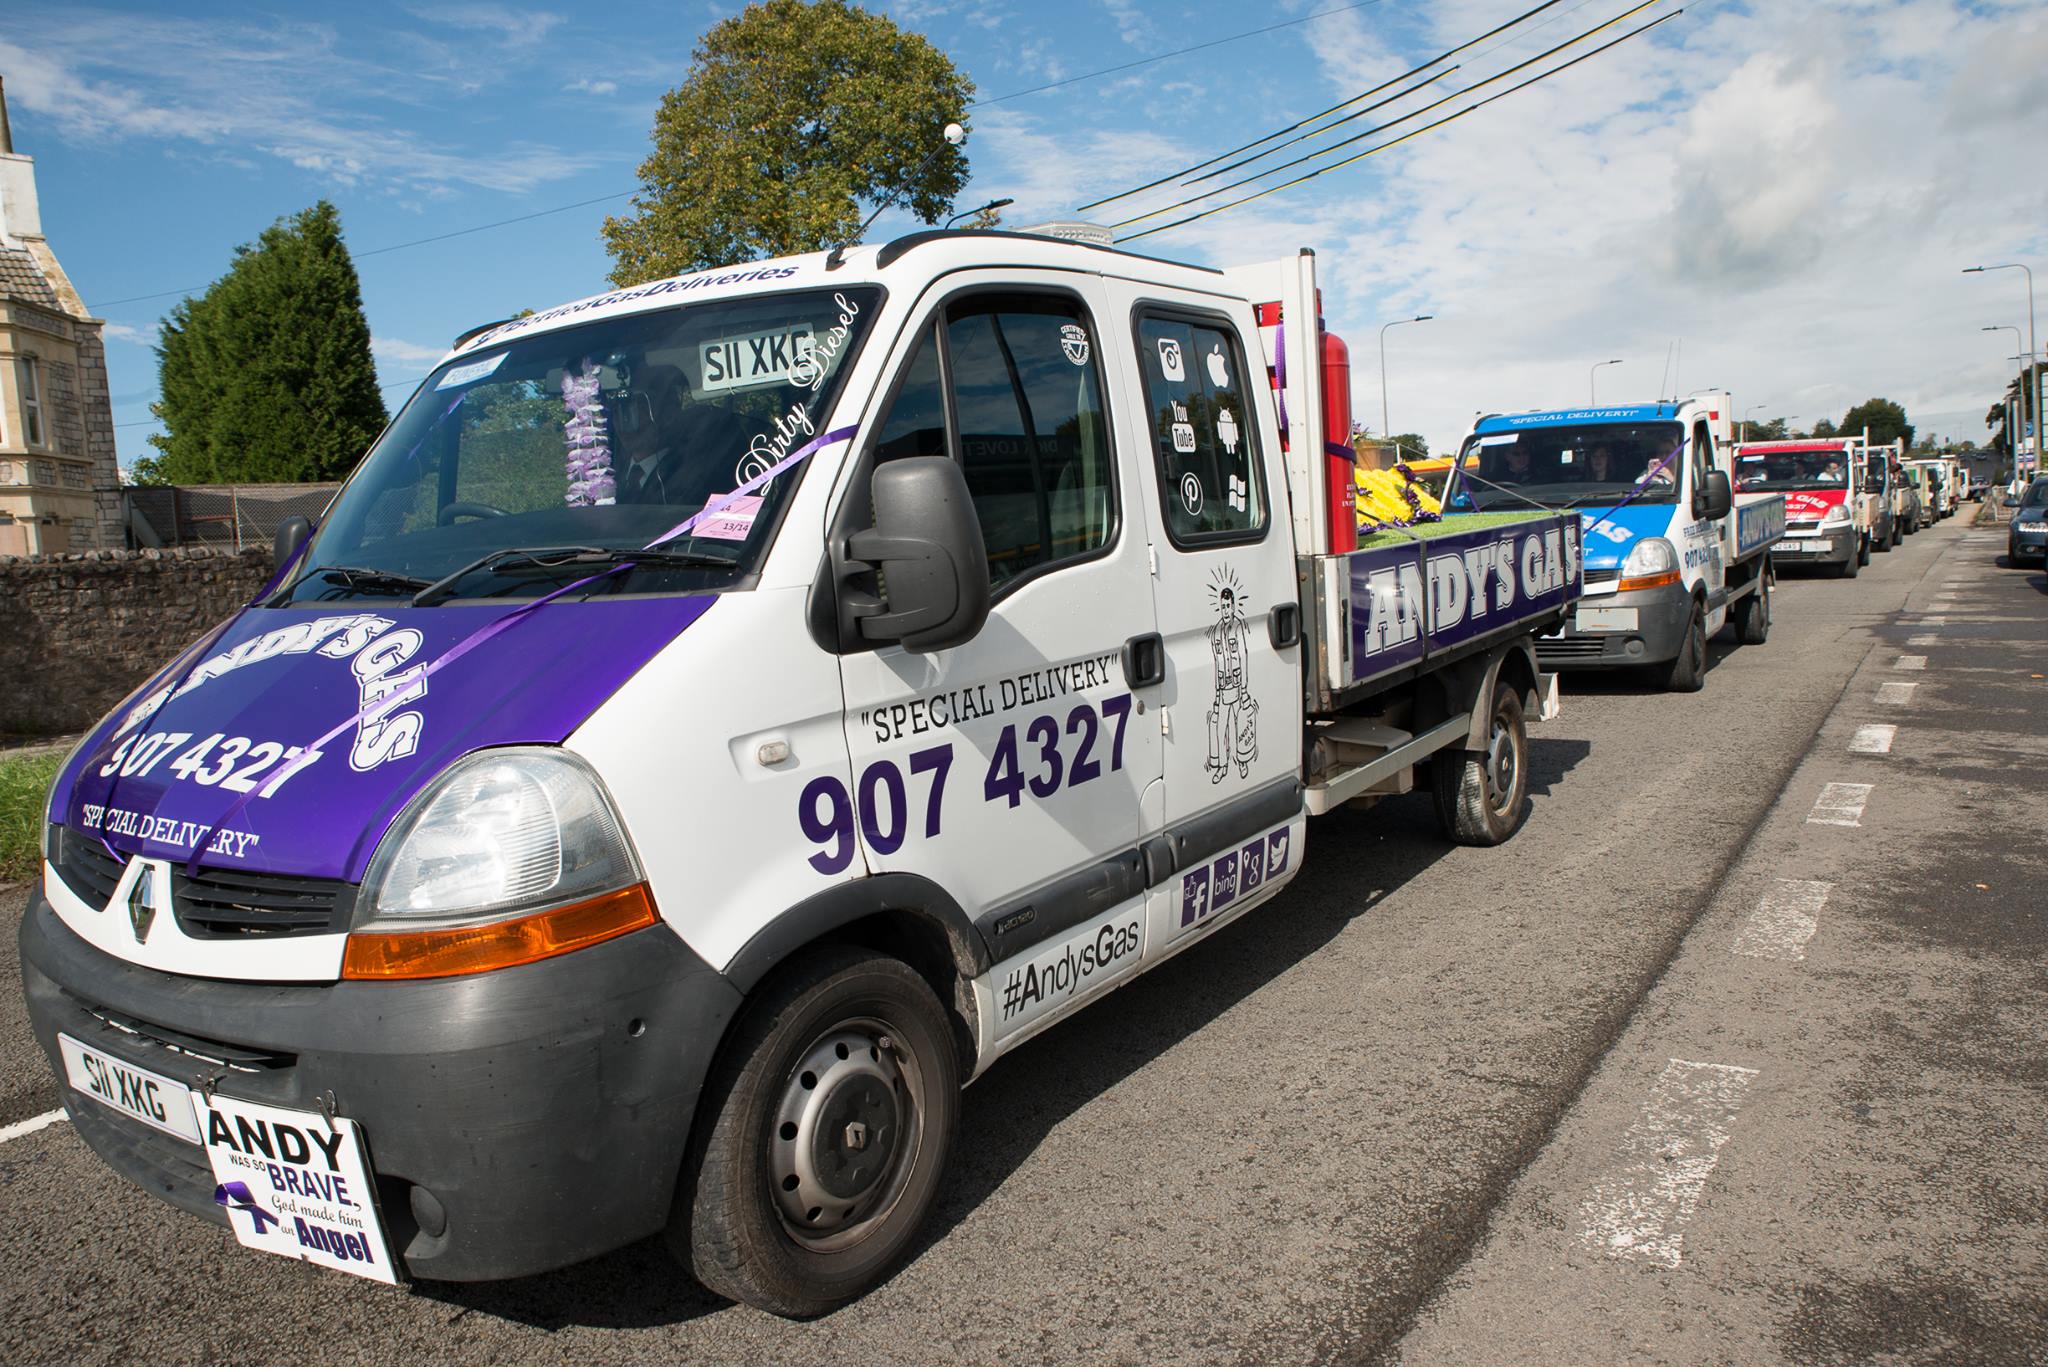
[1735,449,1851,491]
[276,286,879,606]
[1453,422,1682,511]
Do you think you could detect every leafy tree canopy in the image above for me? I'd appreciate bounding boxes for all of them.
[602,0,974,285]
[1837,397,1914,449]
[138,201,386,485]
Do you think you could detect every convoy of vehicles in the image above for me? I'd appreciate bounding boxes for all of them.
[23,236,1585,1315]
[1735,436,1874,577]
[1448,394,1784,692]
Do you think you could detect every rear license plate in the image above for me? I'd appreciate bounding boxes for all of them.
[1575,605,1638,632]
[194,1094,400,1284]
[59,1033,202,1144]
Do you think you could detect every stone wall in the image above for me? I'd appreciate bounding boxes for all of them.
[0,546,272,736]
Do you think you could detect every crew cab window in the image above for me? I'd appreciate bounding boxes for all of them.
[1135,312,1266,545]
[873,293,1115,590]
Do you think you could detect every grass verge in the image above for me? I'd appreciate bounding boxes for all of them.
[1356,509,1558,552]
[0,753,61,884]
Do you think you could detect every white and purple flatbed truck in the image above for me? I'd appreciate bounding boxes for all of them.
[24,234,1578,1314]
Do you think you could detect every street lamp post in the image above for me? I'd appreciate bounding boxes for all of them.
[944,196,1014,229]
[1965,264,2037,467]
[1742,404,1771,442]
[1378,315,1433,446]
[1589,358,1622,404]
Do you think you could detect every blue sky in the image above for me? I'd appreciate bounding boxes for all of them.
[4,0,2045,466]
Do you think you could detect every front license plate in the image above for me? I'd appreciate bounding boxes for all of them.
[193,1094,400,1284]
[1575,605,1639,633]
[59,1033,202,1144]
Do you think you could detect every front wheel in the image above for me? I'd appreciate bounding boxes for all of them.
[1655,600,1708,692]
[1432,675,1530,847]
[673,947,960,1318]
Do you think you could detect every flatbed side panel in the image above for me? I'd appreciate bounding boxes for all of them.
[1331,514,1583,696]
[1733,493,1786,561]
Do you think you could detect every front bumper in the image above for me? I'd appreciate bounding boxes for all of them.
[20,878,742,1282]
[1535,580,1692,668]
[1775,526,1856,567]
[2011,522,2048,560]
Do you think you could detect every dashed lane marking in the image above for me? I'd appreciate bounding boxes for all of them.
[1876,681,1919,704]
[1578,1059,1759,1269]
[1895,655,1927,670]
[0,1109,68,1144]
[1915,617,1950,626]
[1907,635,1941,647]
[1808,782,1874,826]
[1732,880,1831,961]
[1849,724,1897,754]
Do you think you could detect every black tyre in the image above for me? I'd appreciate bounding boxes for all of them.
[1735,571,1772,644]
[1655,599,1708,692]
[1431,675,1530,847]
[673,947,959,1318]
[1856,533,1870,567]
[1835,546,1860,579]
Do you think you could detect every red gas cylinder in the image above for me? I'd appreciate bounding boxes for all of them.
[1321,326,1356,553]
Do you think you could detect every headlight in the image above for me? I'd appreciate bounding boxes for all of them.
[1618,537,1680,591]
[360,748,640,928]
[1820,504,1851,526]
[41,730,98,863]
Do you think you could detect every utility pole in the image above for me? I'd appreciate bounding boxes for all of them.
[1378,315,1433,443]
[1589,358,1622,404]
[1965,264,2037,474]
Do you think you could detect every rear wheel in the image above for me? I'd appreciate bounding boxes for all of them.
[1432,674,1529,847]
[1857,533,1871,567]
[1655,600,1708,692]
[674,947,959,1318]
[1735,570,1772,643]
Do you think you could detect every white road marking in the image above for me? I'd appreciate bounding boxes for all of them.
[0,1109,68,1144]
[1809,782,1874,826]
[1895,655,1927,670]
[1849,724,1897,754]
[1579,1059,1759,1268]
[1876,681,1919,704]
[1907,634,1941,647]
[1916,617,1949,626]
[1732,880,1831,961]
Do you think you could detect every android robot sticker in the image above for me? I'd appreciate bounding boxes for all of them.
[1206,569,1259,783]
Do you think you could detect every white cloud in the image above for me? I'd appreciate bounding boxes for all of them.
[100,320,160,346]
[372,336,448,368]
[565,78,619,95]
[403,3,565,46]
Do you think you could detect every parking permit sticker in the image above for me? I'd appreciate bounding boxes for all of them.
[1060,324,1090,366]
[194,1094,399,1284]
[692,494,762,541]
[700,325,816,393]
[435,353,506,390]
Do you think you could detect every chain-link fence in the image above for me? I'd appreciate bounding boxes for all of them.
[124,483,340,550]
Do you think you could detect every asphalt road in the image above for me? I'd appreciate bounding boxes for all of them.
[2,514,2039,1365]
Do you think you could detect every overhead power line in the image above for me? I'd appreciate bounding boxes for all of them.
[1117,8,1684,243]
[1111,0,1668,232]
[1077,0,1568,214]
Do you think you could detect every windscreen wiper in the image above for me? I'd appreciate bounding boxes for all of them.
[303,565,434,599]
[412,545,736,607]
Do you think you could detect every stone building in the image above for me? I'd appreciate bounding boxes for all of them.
[0,76,120,557]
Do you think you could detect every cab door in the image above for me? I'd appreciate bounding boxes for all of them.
[829,276,1164,1048]
[1104,286,1302,953]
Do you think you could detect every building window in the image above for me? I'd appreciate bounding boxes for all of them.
[16,358,44,447]
[60,460,87,489]
[30,459,55,486]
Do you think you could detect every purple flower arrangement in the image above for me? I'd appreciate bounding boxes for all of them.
[561,361,615,507]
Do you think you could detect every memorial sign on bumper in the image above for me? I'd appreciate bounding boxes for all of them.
[195,1093,399,1283]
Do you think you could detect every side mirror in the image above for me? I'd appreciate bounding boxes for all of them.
[1697,469,1733,521]
[274,515,312,571]
[845,458,991,652]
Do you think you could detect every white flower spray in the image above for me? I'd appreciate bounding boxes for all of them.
[560,361,615,506]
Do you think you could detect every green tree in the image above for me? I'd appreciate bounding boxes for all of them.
[602,0,974,285]
[138,201,386,485]
[1837,397,1913,449]
[1809,418,1838,439]
[1739,417,1788,441]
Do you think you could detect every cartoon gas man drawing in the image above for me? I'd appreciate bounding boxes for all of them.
[1206,581,1258,782]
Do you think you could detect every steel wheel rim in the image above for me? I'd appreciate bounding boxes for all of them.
[768,1014,926,1253]
[1484,704,1519,817]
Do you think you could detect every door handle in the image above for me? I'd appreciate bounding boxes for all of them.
[1269,602,1300,649]
[1122,632,1165,688]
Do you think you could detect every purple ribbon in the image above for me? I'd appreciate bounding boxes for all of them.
[644,425,858,548]
[214,1180,281,1234]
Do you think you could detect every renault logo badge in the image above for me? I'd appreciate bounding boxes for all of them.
[125,864,162,943]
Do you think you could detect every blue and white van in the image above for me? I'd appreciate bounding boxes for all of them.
[1449,395,1784,691]
[23,236,1578,1314]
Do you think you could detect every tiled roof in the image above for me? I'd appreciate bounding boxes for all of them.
[0,248,61,308]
